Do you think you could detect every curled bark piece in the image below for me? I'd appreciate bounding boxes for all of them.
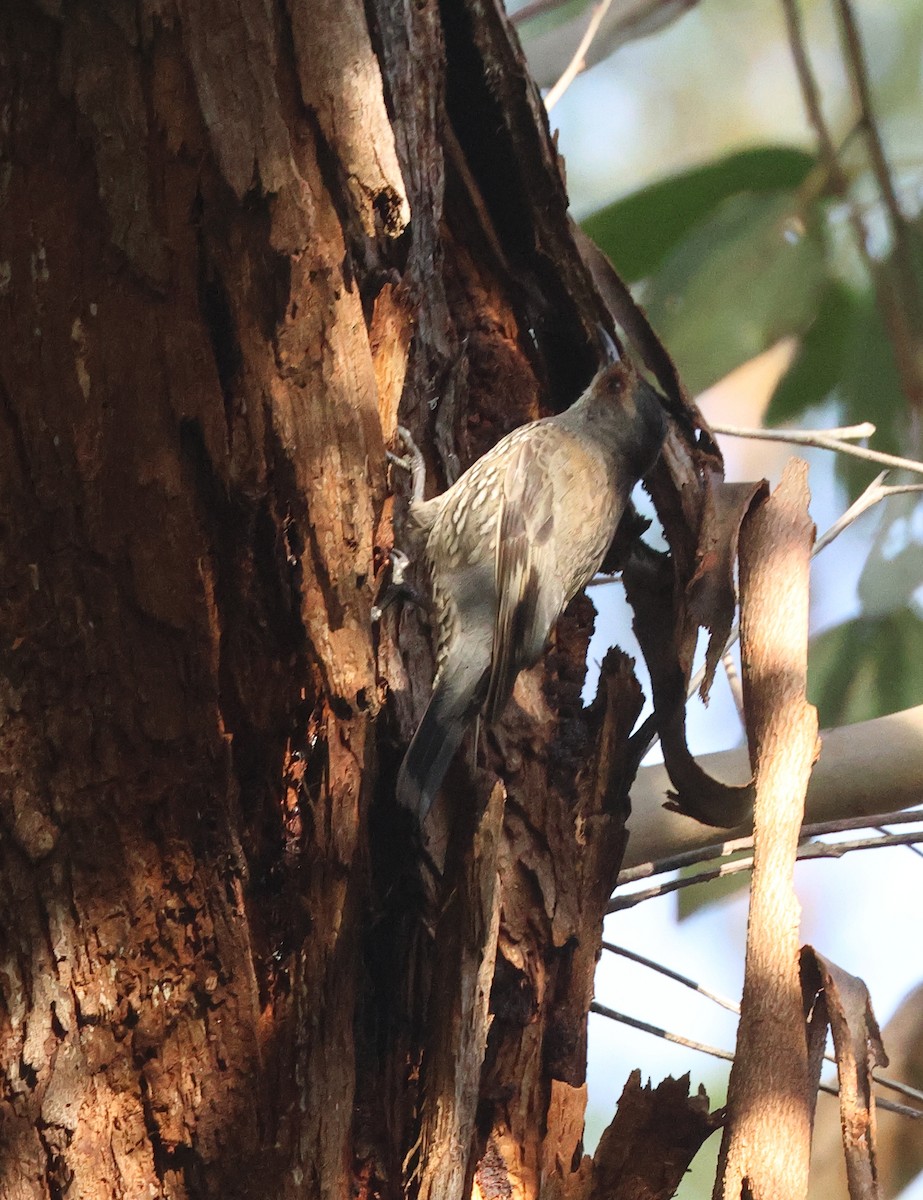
[622,703,923,869]
[809,981,922,1200]
[801,948,888,1200]
[581,229,773,826]
[687,474,769,703]
[624,545,756,828]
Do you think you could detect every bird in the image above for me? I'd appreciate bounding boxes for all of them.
[393,357,667,819]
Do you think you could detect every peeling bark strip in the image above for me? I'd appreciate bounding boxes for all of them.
[801,949,888,1200]
[715,461,820,1200]
[808,979,918,1200]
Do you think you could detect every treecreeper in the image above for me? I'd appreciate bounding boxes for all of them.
[394,357,667,819]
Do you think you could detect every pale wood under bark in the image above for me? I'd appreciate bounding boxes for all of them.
[715,460,820,1200]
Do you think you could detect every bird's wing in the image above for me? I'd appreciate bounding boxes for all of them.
[485,434,557,725]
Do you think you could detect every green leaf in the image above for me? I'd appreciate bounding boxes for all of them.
[857,491,923,616]
[514,0,585,37]
[641,190,827,394]
[808,609,923,728]
[581,145,816,284]
[766,281,861,426]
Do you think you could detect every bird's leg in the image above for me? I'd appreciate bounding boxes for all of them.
[387,425,427,504]
[376,426,430,623]
[372,549,427,621]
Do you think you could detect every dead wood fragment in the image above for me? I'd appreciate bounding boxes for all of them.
[590,1071,720,1200]
[801,949,888,1200]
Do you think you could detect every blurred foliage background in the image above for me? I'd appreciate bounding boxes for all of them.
[508,0,923,1195]
[514,0,923,729]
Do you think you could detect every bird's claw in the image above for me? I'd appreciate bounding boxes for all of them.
[388,426,426,503]
[387,449,411,471]
[372,549,420,622]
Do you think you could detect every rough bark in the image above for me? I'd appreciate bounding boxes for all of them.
[0,4,722,1199]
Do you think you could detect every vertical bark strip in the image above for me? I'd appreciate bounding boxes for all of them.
[715,460,820,1200]
[416,782,504,1200]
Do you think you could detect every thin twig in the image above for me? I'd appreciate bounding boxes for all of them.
[711,421,874,443]
[608,830,923,911]
[602,941,923,1107]
[873,1071,923,1106]
[719,421,876,442]
[780,0,851,192]
[603,942,741,1014]
[816,469,881,553]
[611,860,748,910]
[812,476,923,552]
[709,422,923,478]
[781,0,923,413]
[545,0,615,111]
[589,1002,923,1117]
[591,1001,735,1061]
[617,806,923,885]
[833,0,906,235]
[876,824,923,861]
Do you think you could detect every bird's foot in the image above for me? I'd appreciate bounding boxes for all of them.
[388,425,427,503]
[372,549,425,621]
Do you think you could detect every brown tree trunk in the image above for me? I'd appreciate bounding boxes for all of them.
[0,4,715,1198]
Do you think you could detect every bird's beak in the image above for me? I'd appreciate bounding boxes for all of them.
[597,324,621,365]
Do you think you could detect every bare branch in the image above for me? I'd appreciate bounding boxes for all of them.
[625,706,923,871]
[601,942,923,1108]
[618,806,923,885]
[589,1003,923,1119]
[544,0,615,111]
[609,829,923,911]
[709,421,923,478]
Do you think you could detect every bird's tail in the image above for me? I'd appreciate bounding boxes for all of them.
[396,651,488,821]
